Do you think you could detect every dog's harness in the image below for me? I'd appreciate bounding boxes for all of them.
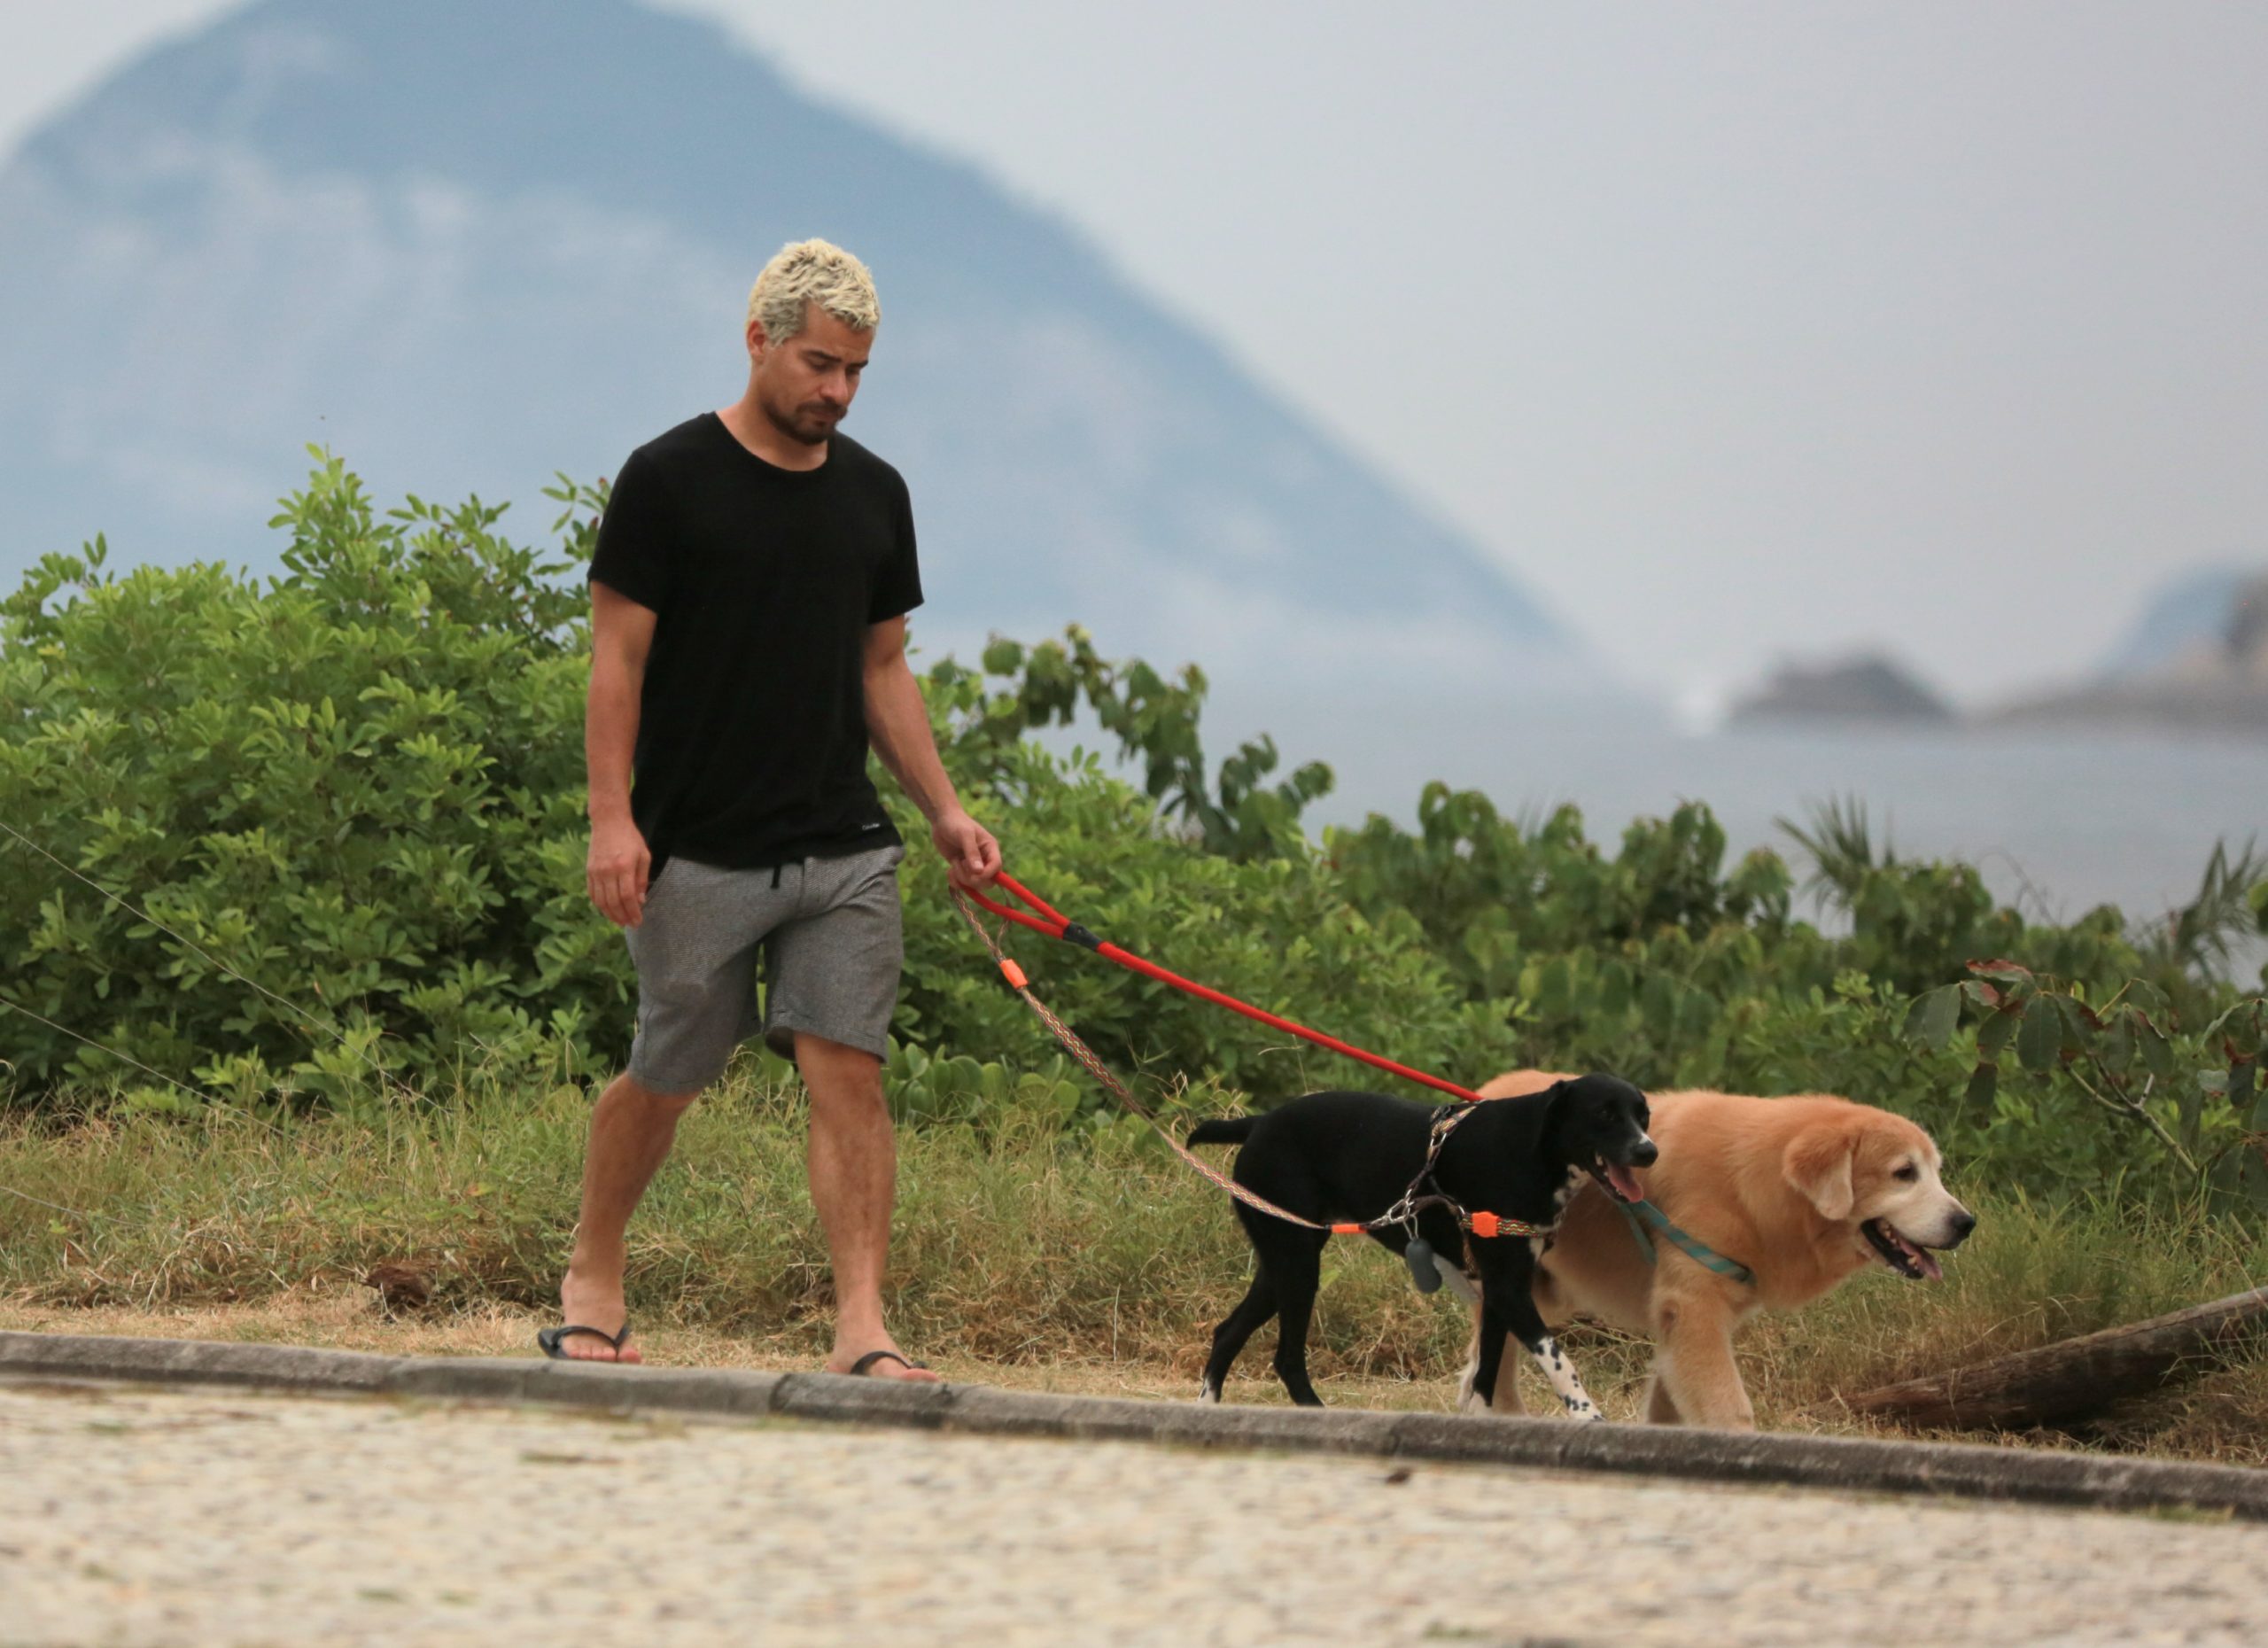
[1374,1102,1554,1239]
[1381,1102,1563,1291]
[1613,1198,1755,1286]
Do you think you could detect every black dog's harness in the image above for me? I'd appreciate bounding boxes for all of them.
[1374,1103,1557,1238]
[1382,1103,1557,1294]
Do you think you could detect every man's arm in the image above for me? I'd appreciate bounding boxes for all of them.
[587,579,659,927]
[863,617,1000,890]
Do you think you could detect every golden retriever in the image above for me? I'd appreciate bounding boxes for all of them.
[1463,1069,1974,1429]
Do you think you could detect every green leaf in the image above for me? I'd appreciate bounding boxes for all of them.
[2101,1012,2135,1073]
[2179,1073,2208,1151]
[2139,1022,2177,1083]
[1964,1063,1998,1110]
[1902,983,1961,1052]
[2124,978,2174,1030]
[2016,1000,2062,1073]
[1977,1008,2021,1062]
[2050,994,2096,1059]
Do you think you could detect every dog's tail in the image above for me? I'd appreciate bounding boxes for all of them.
[1185,1116,1257,1148]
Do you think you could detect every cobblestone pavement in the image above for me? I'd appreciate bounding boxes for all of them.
[3,1380,2264,1647]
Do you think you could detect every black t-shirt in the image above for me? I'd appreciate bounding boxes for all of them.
[587,412,924,872]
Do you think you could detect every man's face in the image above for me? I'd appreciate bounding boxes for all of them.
[750,302,871,445]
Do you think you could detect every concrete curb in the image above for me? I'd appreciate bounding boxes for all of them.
[4,1328,2263,1521]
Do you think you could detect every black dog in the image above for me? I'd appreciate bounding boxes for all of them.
[1187,1075,1656,1418]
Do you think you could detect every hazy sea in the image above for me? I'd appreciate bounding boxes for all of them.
[1253,704,2267,932]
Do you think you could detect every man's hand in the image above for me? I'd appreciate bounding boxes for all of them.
[931,808,1002,892]
[588,817,653,928]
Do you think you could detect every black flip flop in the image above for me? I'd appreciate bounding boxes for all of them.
[848,1349,931,1378]
[537,1320,633,1361]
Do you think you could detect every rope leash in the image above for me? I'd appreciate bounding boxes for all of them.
[948,882,1552,1242]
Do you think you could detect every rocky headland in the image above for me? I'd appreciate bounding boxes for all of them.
[1730,571,2268,737]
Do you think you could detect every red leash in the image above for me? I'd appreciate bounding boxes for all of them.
[959,872,1486,1104]
[948,876,1542,1240]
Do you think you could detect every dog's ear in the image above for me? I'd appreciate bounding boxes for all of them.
[1783,1126,1856,1221]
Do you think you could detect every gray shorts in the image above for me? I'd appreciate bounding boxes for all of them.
[623,843,906,1093]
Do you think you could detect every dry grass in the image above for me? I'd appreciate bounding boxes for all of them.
[4,1077,2265,1459]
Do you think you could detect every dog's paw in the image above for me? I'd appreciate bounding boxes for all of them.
[1454,1356,1480,1411]
[1457,1388,1492,1417]
[1196,1380,1221,1405]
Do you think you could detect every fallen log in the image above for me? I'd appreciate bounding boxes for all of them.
[1837,1287,2268,1432]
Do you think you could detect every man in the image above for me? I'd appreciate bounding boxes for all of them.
[548,238,1000,1380]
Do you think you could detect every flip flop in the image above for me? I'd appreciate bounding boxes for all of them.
[537,1320,633,1361]
[848,1349,931,1378]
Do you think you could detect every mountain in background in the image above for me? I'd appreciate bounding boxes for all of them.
[2098,566,2256,677]
[1987,563,2268,737]
[0,0,1601,764]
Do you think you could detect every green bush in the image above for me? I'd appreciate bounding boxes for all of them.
[1,455,614,1111]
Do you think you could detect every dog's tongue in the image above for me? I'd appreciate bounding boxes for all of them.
[1605,1162,1645,1203]
[1887,1225,1945,1281]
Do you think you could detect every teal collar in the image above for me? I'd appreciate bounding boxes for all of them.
[1616,1197,1755,1287]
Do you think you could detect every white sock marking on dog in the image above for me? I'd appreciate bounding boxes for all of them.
[1529,1333,1602,1422]
[1197,1380,1220,1404]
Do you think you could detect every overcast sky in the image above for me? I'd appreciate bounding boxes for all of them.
[6,1,2264,709]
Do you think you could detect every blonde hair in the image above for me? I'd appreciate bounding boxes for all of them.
[746,238,880,343]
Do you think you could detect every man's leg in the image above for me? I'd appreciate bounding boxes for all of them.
[796,1030,938,1383]
[555,1069,701,1363]
[565,852,766,1361]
